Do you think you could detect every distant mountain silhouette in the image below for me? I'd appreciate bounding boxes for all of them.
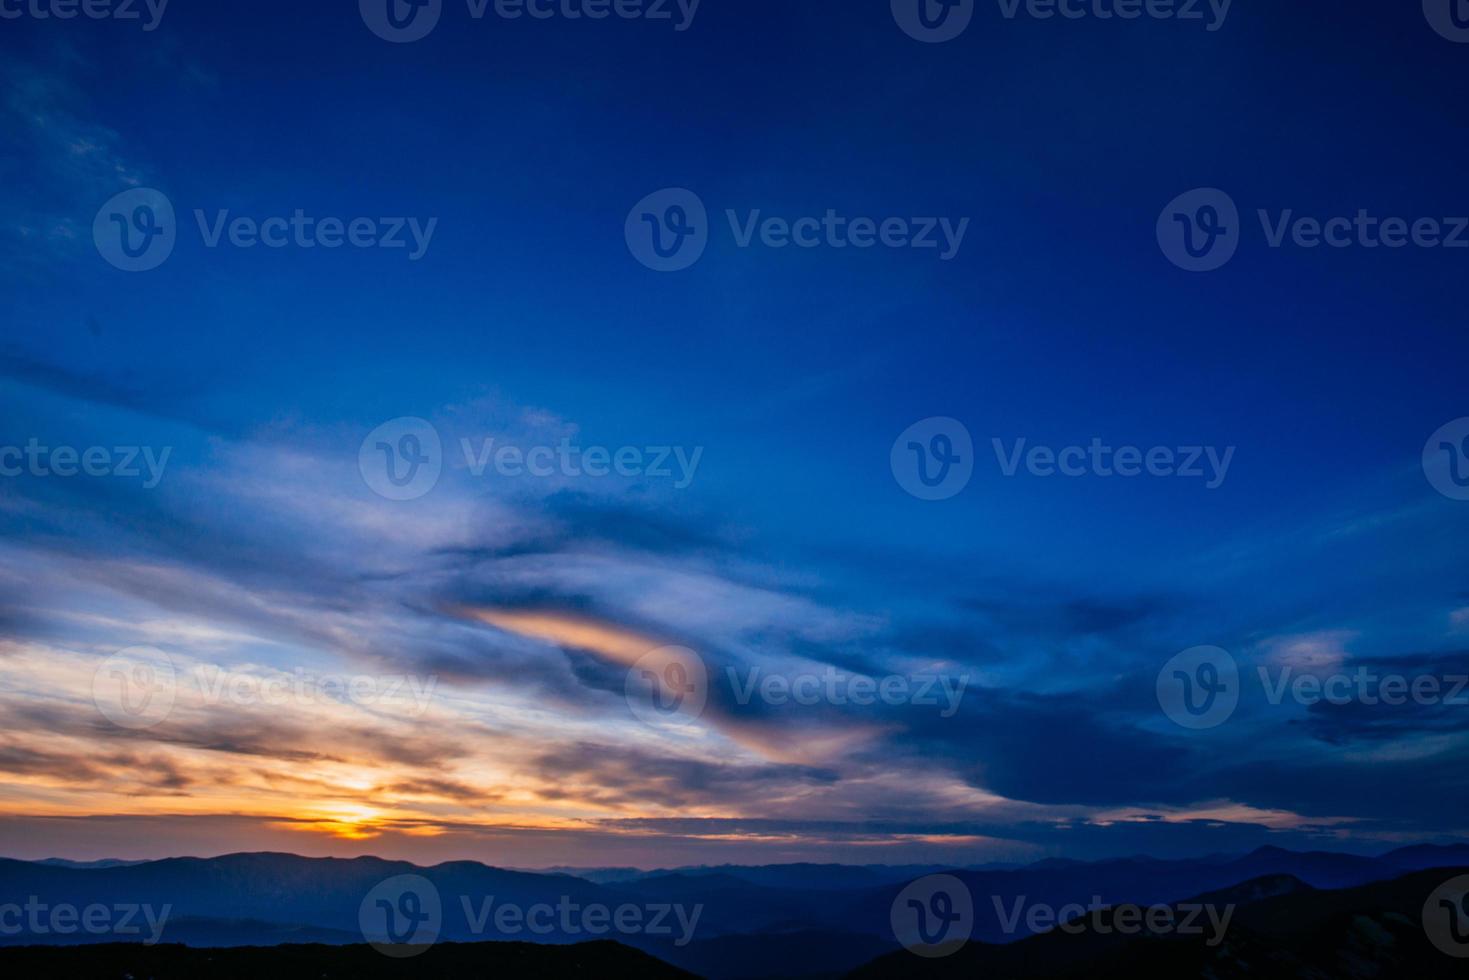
[672,863,947,891]
[31,858,146,870]
[548,863,950,890]
[849,867,1469,979]
[0,852,628,946]
[3,846,1467,978]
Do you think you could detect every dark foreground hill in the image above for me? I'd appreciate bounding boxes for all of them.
[849,867,1469,979]
[0,939,694,979]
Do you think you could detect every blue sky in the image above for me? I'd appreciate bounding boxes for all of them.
[1,1,1467,866]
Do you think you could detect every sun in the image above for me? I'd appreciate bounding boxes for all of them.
[277,803,388,841]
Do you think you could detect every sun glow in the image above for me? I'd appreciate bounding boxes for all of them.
[282,803,389,840]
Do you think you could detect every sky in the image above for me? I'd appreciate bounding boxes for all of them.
[1,1,1468,868]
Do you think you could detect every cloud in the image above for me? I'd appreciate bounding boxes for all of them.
[3,372,1468,863]
[0,53,150,268]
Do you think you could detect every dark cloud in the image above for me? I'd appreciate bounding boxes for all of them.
[1290,650,1469,744]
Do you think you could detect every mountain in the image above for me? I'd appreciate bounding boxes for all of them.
[1377,843,1469,871]
[539,866,650,884]
[31,858,147,870]
[0,939,693,978]
[849,867,1469,979]
[677,864,946,891]
[1212,845,1389,889]
[5,846,1468,977]
[553,863,950,891]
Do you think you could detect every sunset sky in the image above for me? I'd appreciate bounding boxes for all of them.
[2,3,1468,868]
